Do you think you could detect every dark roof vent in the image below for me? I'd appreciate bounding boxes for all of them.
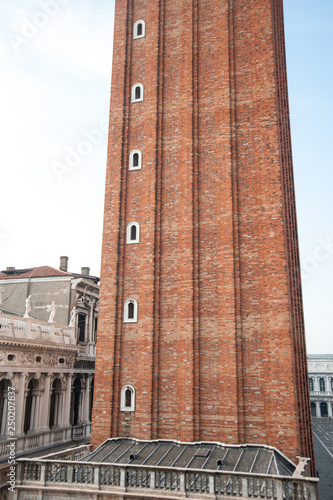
[217,459,225,468]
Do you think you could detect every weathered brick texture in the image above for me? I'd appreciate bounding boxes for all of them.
[91,0,315,475]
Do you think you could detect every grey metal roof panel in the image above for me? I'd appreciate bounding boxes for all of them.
[172,445,199,468]
[86,440,122,462]
[235,448,258,472]
[153,443,184,467]
[252,449,274,474]
[84,438,296,476]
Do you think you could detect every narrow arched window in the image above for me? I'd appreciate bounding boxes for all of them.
[128,301,134,319]
[309,378,313,392]
[319,378,325,392]
[133,152,139,167]
[125,387,132,407]
[131,83,144,103]
[129,150,142,170]
[126,222,140,244]
[124,299,138,323]
[121,385,135,411]
[133,20,145,39]
[130,225,137,241]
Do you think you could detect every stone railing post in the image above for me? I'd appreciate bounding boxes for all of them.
[276,480,283,500]
[94,465,100,487]
[150,470,155,490]
[308,482,319,500]
[68,464,73,483]
[209,475,215,494]
[179,472,185,492]
[40,463,46,484]
[120,468,125,487]
[16,462,22,485]
[242,478,248,497]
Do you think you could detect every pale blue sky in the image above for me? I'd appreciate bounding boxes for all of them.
[0,0,332,353]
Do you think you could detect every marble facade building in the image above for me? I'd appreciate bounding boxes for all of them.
[308,354,333,419]
[0,257,99,461]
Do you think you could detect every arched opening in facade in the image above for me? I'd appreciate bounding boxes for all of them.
[320,402,328,417]
[319,377,325,392]
[310,402,316,417]
[24,379,40,434]
[71,377,82,426]
[49,378,63,428]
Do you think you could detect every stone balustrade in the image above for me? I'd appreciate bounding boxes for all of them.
[0,311,76,345]
[0,425,91,462]
[16,458,319,499]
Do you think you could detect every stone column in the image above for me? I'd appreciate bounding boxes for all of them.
[314,377,320,392]
[83,375,91,438]
[40,374,51,431]
[63,374,72,427]
[325,376,330,393]
[30,391,41,431]
[0,389,8,436]
[328,402,333,418]
[315,401,321,418]
[15,373,26,436]
[83,375,90,424]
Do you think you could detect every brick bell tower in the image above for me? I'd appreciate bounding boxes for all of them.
[91,0,315,473]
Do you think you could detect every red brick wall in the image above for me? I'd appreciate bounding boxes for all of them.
[91,0,315,474]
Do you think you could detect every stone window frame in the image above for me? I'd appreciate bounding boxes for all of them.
[124,298,138,323]
[129,149,142,171]
[131,83,144,103]
[120,385,135,412]
[133,20,145,39]
[126,222,140,244]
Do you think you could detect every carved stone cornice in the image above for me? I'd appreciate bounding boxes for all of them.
[0,338,79,352]
[0,347,77,369]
